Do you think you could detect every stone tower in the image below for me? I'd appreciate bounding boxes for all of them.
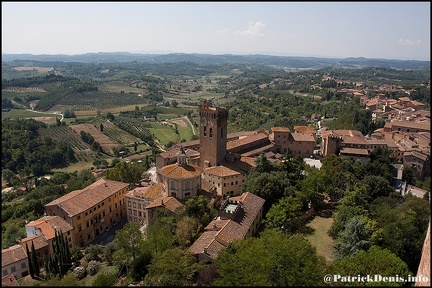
[199,100,228,168]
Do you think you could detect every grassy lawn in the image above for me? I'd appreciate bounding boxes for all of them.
[148,123,178,146]
[178,125,194,141]
[305,216,335,263]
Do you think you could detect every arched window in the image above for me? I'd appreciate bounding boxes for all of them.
[221,127,223,137]
[209,128,213,137]
[204,127,207,136]
[171,180,177,190]
[185,180,191,190]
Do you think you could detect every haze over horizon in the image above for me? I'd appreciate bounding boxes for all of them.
[2,2,430,61]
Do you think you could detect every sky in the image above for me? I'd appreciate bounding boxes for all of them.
[2,2,430,61]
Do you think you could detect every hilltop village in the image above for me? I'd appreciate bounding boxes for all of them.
[2,95,430,285]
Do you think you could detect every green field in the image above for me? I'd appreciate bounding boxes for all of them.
[1,109,57,119]
[305,216,335,263]
[148,123,178,146]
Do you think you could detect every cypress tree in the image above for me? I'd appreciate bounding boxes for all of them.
[26,243,35,278]
[31,241,40,277]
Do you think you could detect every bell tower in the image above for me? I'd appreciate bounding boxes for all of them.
[199,100,228,168]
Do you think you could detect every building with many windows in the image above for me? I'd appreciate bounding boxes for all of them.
[44,178,128,247]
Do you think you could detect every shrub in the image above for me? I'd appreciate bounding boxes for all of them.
[73,266,87,279]
[91,270,117,286]
[86,260,101,276]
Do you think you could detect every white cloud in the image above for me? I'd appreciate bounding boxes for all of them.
[235,21,265,37]
[398,38,422,46]
[216,28,231,34]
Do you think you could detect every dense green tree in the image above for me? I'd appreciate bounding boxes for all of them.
[240,171,295,209]
[370,194,430,273]
[213,230,326,286]
[143,248,200,286]
[263,196,306,233]
[105,161,144,184]
[174,216,202,248]
[334,216,373,259]
[113,222,144,262]
[254,152,274,173]
[329,246,411,286]
[130,250,152,282]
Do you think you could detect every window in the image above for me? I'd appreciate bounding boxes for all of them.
[11,267,16,273]
[138,203,141,209]
[67,231,70,235]
[21,262,26,269]
[98,204,100,208]
[133,202,136,208]
[85,212,88,216]
[86,221,89,228]
[78,224,82,232]
[138,211,142,217]
[128,201,131,207]
[204,126,207,136]
[133,210,137,216]
[221,127,223,137]
[209,128,213,137]
[2,270,7,277]
[77,215,80,220]
[129,209,132,214]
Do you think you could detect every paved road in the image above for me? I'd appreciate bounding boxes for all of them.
[182,116,195,135]
[92,217,127,245]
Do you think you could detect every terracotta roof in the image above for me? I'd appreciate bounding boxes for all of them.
[127,183,165,200]
[2,245,27,267]
[2,274,19,287]
[204,165,240,177]
[226,132,269,150]
[271,127,291,132]
[294,126,316,134]
[19,235,49,250]
[340,147,370,156]
[158,163,202,179]
[187,230,219,255]
[45,179,129,216]
[158,147,200,159]
[200,179,215,193]
[145,196,183,213]
[323,130,367,144]
[188,192,265,260]
[386,120,430,131]
[291,133,315,142]
[26,216,73,240]
[241,143,275,157]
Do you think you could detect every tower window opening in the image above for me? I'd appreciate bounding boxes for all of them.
[210,128,213,137]
[204,126,207,136]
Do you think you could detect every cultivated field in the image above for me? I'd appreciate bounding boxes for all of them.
[38,126,99,163]
[69,123,121,154]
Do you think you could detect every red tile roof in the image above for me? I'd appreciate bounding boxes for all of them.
[188,192,265,260]
[272,127,291,132]
[26,216,73,240]
[158,163,202,179]
[2,274,19,287]
[45,179,129,216]
[1,245,27,267]
[19,235,49,250]
[145,196,184,213]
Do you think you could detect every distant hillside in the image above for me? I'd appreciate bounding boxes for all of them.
[2,52,430,70]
